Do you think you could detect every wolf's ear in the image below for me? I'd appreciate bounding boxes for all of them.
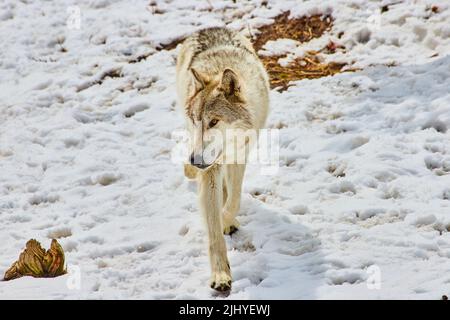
[190,68,206,91]
[220,68,240,97]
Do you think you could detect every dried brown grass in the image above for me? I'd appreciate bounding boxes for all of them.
[252,12,333,52]
[262,54,346,91]
[252,12,348,91]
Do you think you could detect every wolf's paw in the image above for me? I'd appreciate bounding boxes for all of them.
[184,164,198,180]
[223,217,240,235]
[210,271,232,292]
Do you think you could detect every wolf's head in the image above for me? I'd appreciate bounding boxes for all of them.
[185,68,252,170]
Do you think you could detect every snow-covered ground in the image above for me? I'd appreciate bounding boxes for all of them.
[1,0,450,299]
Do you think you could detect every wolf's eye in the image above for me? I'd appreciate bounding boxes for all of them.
[208,119,219,128]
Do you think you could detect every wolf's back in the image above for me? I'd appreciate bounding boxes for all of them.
[177,27,256,71]
[189,27,255,56]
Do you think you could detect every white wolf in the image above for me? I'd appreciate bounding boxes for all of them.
[176,27,269,291]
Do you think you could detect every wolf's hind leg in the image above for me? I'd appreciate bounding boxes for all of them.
[198,166,232,291]
[223,164,245,235]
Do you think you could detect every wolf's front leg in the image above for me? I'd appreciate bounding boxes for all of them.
[198,165,232,291]
[223,164,246,235]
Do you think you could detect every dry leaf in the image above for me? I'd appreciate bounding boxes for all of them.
[4,239,66,281]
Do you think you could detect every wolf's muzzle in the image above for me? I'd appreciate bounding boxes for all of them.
[190,152,211,169]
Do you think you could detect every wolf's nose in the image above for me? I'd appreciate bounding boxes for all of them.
[190,153,209,169]
[190,153,202,166]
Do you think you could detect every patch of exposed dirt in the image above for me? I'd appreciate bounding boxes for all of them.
[157,38,185,51]
[252,12,349,91]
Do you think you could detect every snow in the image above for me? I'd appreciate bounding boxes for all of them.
[1,0,450,299]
